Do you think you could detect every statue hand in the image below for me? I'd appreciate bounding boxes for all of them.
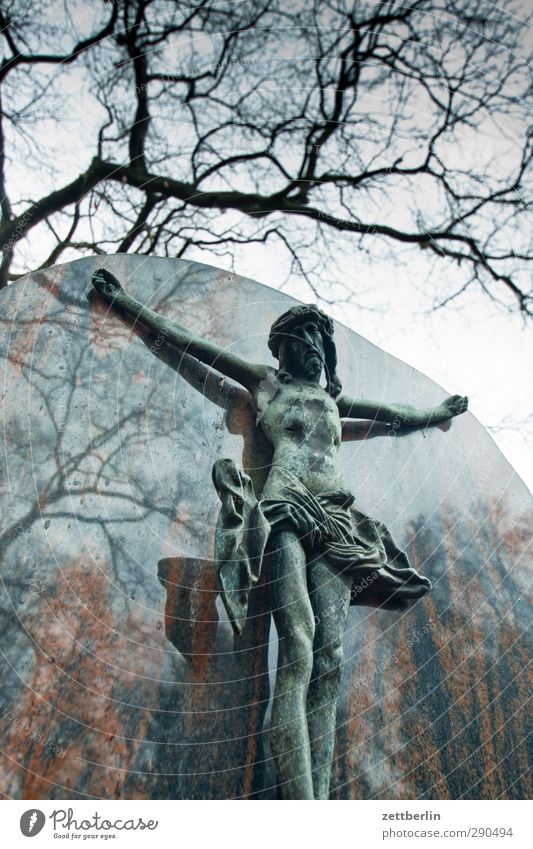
[440,394,468,419]
[92,267,123,299]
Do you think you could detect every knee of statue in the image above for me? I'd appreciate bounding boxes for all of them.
[280,628,314,678]
[312,641,344,681]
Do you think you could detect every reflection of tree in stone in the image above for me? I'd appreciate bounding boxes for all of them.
[0,279,274,799]
[333,510,532,800]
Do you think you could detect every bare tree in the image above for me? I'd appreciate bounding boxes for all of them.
[0,0,531,314]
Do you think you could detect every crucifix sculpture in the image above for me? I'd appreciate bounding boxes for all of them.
[92,267,468,800]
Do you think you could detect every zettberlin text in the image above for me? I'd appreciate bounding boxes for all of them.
[382,811,441,820]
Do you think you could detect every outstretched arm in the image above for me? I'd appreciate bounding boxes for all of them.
[92,268,267,393]
[336,393,468,426]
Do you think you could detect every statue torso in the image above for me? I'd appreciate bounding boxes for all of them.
[257,376,343,497]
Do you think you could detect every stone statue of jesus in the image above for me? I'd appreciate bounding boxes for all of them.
[92,267,468,799]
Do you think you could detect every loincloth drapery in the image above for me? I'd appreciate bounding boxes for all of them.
[212,458,431,635]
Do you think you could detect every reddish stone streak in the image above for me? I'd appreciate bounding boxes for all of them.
[5,556,160,799]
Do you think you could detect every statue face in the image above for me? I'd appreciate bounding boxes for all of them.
[282,320,325,380]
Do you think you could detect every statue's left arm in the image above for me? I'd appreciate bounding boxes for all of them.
[336,393,468,426]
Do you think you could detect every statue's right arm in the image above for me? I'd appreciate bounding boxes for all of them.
[92,268,268,393]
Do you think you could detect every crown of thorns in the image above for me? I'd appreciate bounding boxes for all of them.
[267,304,334,357]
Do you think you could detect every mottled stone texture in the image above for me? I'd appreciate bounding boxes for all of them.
[0,256,531,800]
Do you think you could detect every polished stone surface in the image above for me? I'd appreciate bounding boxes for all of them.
[0,256,531,799]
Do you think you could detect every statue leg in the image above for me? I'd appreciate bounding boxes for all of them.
[267,529,316,800]
[306,558,351,800]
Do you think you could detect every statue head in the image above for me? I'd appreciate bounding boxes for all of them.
[267,304,342,397]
